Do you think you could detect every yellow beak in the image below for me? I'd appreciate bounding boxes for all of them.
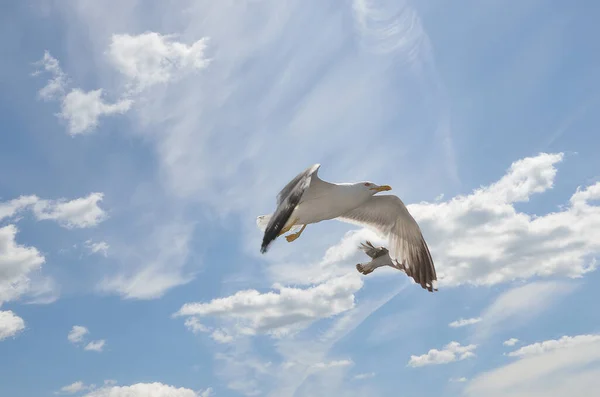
[371,185,392,192]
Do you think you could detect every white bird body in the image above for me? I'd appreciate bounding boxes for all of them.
[287,183,375,226]
[258,164,437,292]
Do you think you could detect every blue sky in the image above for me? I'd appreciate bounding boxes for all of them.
[1,0,600,396]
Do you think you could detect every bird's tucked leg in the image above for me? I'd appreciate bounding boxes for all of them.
[285,224,306,242]
[277,218,299,237]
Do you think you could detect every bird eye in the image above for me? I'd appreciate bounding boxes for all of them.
[364,183,371,187]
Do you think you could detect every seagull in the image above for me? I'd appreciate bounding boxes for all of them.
[256,164,437,292]
[357,241,437,292]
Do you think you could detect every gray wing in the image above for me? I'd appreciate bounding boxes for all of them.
[261,164,323,253]
[338,195,437,292]
[359,241,389,259]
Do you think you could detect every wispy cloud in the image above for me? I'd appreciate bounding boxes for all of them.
[84,340,106,352]
[473,281,576,341]
[449,317,482,328]
[465,335,600,397]
[353,372,375,380]
[85,240,110,257]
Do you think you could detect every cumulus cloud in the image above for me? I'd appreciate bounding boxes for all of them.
[465,334,600,397]
[0,225,45,305]
[58,89,132,135]
[84,340,106,352]
[0,310,26,341]
[508,334,600,358]
[407,152,600,287]
[175,273,363,338]
[107,32,210,92]
[68,325,89,344]
[84,382,201,397]
[449,317,482,328]
[504,338,520,347]
[408,341,477,367]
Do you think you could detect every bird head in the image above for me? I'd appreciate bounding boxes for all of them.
[362,182,392,195]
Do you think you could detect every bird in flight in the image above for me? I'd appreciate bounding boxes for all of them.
[256,164,437,292]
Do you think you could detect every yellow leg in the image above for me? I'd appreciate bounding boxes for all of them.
[285,224,306,242]
[277,218,299,237]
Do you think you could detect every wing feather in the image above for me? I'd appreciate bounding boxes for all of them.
[338,195,437,292]
[261,164,321,253]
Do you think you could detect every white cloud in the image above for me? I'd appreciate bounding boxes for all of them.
[464,334,600,397]
[34,51,68,100]
[407,152,600,287]
[1,193,107,228]
[86,240,109,257]
[508,334,600,358]
[354,372,375,380]
[450,377,468,383]
[56,381,91,394]
[0,195,39,221]
[199,388,214,397]
[503,338,520,347]
[58,88,132,135]
[98,220,195,300]
[107,32,210,92]
[310,359,354,371]
[449,317,482,328]
[408,341,477,367]
[68,325,89,344]
[184,317,210,334]
[0,225,45,305]
[175,273,363,338]
[34,51,133,135]
[0,311,25,341]
[474,281,576,340]
[210,329,234,344]
[84,340,106,352]
[84,382,201,397]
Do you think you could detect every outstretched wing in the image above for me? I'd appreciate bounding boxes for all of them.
[261,164,321,253]
[338,195,437,292]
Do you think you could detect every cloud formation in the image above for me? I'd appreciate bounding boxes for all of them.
[107,32,210,92]
[0,311,25,341]
[409,152,600,287]
[176,273,364,338]
[408,341,477,367]
[465,335,600,397]
[449,317,482,328]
